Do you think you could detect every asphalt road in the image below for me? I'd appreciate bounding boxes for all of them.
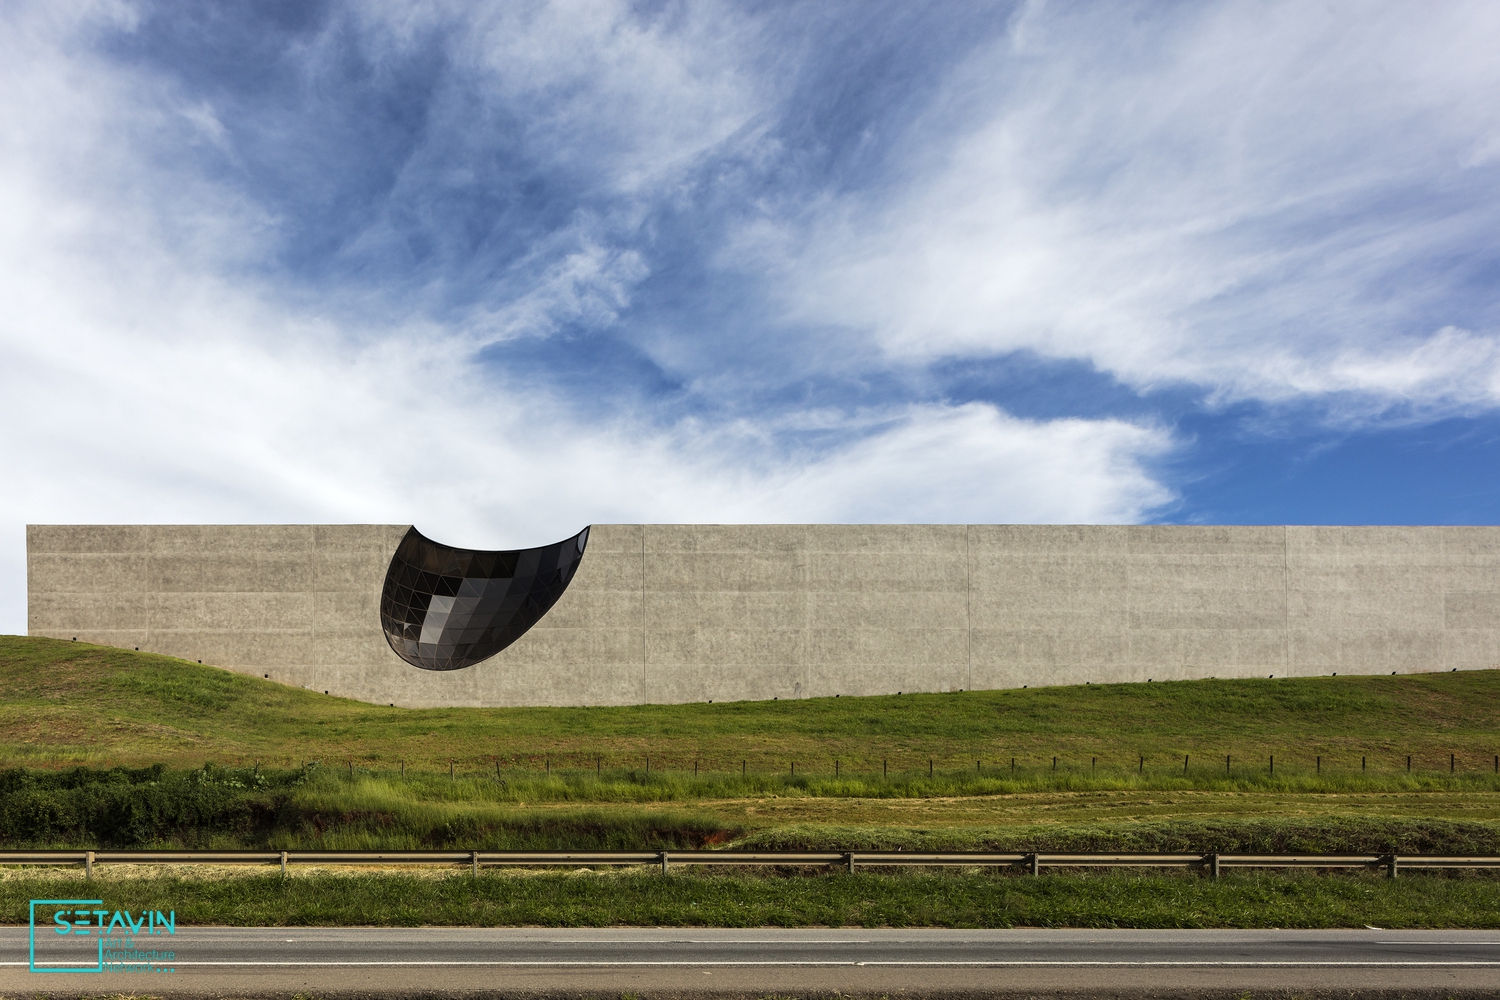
[7,926,1500,995]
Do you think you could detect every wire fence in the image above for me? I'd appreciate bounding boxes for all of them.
[285,751,1500,779]
[6,849,1500,879]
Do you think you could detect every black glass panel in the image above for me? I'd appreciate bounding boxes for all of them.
[379,525,590,671]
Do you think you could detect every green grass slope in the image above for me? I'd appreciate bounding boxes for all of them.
[6,867,1500,929]
[4,636,1500,853]
[3,635,1498,775]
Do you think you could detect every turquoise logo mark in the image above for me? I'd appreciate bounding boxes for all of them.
[29,900,177,974]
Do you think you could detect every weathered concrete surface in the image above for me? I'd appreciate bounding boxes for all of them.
[25,524,1500,707]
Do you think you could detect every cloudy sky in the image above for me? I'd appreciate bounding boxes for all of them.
[4,0,1500,632]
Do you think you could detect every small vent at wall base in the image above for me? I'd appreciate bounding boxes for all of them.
[379,526,589,671]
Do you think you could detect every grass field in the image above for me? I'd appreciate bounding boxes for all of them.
[6,636,1499,774]
[4,635,1499,855]
[3,867,1498,929]
[7,635,1500,927]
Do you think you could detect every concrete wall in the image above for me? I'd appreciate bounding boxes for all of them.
[26,524,1500,707]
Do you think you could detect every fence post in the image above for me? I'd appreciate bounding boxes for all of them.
[1184,755,1189,775]
[1139,755,1143,774]
[1407,755,1411,772]
[1012,757,1016,775]
[883,759,888,777]
[449,760,454,779]
[1270,755,1274,775]
[1316,756,1321,775]
[1052,757,1057,772]
[545,758,550,776]
[1226,755,1230,776]
[929,759,934,777]
[696,760,700,776]
[1451,753,1456,773]
[1362,756,1366,772]
[743,760,747,778]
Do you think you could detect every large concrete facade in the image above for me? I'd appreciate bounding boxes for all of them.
[26,523,1500,707]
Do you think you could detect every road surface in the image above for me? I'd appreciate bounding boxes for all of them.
[6,926,1500,995]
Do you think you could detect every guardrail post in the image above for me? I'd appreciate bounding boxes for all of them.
[85,851,94,879]
[1026,852,1039,877]
[1205,853,1219,880]
[280,851,288,876]
[1386,854,1399,879]
[471,851,479,877]
[660,851,669,875]
[844,852,855,874]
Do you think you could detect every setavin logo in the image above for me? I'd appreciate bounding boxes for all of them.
[28,899,177,974]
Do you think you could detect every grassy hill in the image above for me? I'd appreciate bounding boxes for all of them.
[5,635,1499,927]
[4,635,1500,853]
[4,635,1499,774]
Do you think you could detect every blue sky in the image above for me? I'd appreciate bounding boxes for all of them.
[3,1,1499,631]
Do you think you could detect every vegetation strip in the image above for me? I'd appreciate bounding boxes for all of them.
[9,848,1500,875]
[4,869,1499,929]
[6,764,1500,853]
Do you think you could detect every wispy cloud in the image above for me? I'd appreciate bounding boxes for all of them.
[771,1,1500,409]
[2,0,1497,632]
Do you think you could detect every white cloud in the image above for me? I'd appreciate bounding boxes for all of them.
[0,2,1175,634]
[771,0,1500,410]
[754,404,1172,524]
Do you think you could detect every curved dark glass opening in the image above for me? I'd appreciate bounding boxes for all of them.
[380,525,589,671]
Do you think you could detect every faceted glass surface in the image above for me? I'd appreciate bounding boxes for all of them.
[379,525,589,671]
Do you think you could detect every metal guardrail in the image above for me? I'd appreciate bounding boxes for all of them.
[5,849,1500,878]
